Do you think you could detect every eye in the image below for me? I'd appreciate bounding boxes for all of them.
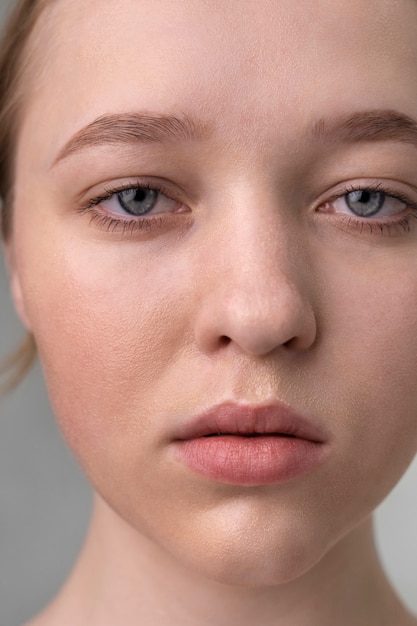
[330,189,407,219]
[99,186,180,217]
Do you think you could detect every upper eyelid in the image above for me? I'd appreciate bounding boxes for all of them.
[333,186,407,203]
[75,172,197,206]
[81,180,181,211]
[316,180,416,206]
[327,187,409,207]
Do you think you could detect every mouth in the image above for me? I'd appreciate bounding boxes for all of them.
[173,402,328,486]
[202,432,296,437]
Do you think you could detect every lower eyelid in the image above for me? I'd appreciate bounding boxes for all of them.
[79,203,192,237]
[340,213,417,236]
[317,205,417,238]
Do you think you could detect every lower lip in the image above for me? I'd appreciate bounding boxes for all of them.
[174,435,326,486]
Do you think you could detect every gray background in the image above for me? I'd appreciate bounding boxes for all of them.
[0,0,416,624]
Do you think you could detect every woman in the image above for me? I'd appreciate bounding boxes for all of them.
[1,0,417,624]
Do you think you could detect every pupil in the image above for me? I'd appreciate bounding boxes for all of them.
[346,190,384,217]
[118,187,158,216]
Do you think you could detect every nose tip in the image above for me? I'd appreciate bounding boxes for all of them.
[195,283,317,358]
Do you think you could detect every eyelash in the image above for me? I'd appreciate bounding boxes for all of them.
[77,181,181,235]
[322,182,417,236]
[77,180,417,237]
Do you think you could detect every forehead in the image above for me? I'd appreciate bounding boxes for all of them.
[19,0,417,165]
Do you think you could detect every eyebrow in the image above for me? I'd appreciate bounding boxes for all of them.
[311,109,417,148]
[53,108,417,167]
[53,112,208,165]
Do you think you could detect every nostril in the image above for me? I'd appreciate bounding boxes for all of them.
[195,288,316,356]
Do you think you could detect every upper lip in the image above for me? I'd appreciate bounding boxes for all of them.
[175,401,326,443]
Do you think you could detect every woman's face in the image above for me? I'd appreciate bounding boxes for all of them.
[7,0,417,584]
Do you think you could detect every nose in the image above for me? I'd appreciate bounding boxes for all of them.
[194,201,317,358]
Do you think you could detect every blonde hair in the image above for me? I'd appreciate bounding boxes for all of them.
[0,0,50,390]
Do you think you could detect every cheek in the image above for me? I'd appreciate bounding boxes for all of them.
[13,230,193,455]
[319,255,417,500]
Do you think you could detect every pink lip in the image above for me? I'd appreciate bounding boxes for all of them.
[173,402,329,486]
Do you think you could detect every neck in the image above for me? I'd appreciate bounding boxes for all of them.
[36,494,413,626]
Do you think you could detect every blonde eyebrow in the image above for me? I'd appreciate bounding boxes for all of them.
[53,112,209,165]
[311,109,417,148]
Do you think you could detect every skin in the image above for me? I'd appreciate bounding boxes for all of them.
[4,0,417,624]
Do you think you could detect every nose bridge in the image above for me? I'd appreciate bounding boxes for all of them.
[226,206,293,294]
[212,182,305,296]
[194,185,317,356]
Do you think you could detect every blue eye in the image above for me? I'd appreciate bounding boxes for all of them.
[118,188,159,216]
[98,185,180,218]
[331,188,407,219]
[344,190,385,217]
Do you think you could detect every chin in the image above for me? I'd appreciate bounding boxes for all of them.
[176,531,324,588]
[152,503,335,588]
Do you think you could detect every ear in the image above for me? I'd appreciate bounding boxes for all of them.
[3,243,33,332]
